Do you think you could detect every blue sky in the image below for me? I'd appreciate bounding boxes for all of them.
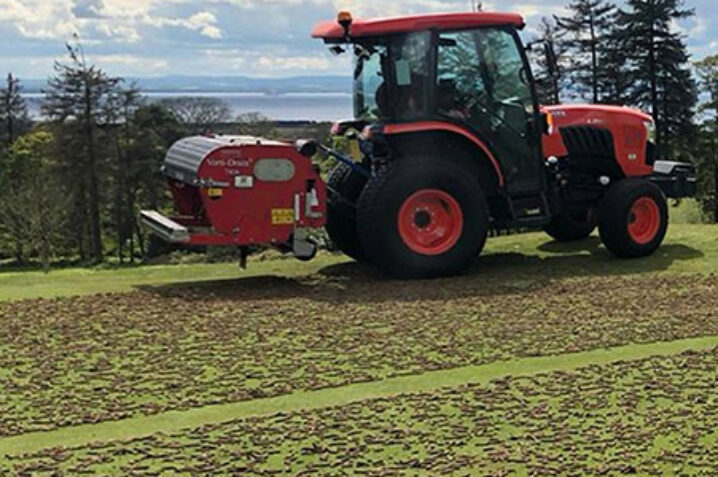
[0,0,715,79]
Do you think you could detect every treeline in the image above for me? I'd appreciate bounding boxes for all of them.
[0,41,303,270]
[534,0,717,221]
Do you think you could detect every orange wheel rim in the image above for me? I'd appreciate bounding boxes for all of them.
[398,189,464,256]
[628,197,660,245]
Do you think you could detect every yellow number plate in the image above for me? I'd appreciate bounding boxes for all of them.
[207,188,224,198]
[271,208,294,225]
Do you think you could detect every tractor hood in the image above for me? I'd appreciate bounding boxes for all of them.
[541,103,655,177]
[542,104,652,126]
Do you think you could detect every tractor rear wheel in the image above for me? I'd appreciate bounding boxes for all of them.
[545,207,598,242]
[357,156,488,278]
[599,179,668,258]
[326,163,368,262]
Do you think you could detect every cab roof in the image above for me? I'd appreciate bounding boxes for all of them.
[312,12,525,41]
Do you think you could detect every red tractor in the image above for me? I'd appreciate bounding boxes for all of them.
[141,11,696,278]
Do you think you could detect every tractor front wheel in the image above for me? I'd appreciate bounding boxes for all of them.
[357,156,488,278]
[598,179,668,258]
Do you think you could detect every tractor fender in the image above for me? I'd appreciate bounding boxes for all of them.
[383,121,505,189]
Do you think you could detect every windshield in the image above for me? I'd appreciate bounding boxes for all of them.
[351,28,533,124]
[353,31,432,120]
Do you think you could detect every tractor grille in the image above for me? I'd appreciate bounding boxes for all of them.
[560,126,622,177]
[560,126,615,158]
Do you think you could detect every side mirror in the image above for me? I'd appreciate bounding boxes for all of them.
[544,41,557,77]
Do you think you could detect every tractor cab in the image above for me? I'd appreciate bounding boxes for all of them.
[314,12,547,196]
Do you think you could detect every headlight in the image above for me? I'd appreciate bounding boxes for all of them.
[644,120,656,143]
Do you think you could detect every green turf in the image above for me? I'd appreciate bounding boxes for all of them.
[0,254,344,301]
[2,272,716,436]
[0,221,716,474]
[1,335,717,461]
[0,223,716,302]
[4,342,718,475]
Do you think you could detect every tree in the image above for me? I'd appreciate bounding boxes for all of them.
[555,0,616,103]
[127,103,185,256]
[160,97,230,135]
[236,112,276,138]
[615,0,696,155]
[0,73,30,150]
[695,56,718,113]
[43,38,121,263]
[532,17,568,104]
[104,84,143,263]
[694,55,718,222]
[0,131,69,270]
[598,28,631,104]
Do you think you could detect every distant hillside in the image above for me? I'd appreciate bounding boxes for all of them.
[20,75,352,94]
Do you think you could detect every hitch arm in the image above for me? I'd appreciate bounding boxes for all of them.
[317,144,371,178]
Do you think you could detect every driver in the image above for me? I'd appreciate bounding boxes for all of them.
[437,76,469,121]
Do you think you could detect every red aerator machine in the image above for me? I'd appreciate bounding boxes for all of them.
[140,135,327,262]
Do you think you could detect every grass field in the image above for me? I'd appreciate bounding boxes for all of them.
[6,347,717,475]
[0,223,716,475]
[1,222,715,302]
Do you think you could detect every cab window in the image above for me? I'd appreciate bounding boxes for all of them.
[353,31,431,121]
[436,28,535,122]
[477,29,534,114]
[390,32,432,120]
[436,31,487,120]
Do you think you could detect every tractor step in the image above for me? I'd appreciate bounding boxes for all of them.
[139,210,191,244]
[513,215,552,228]
[508,193,550,221]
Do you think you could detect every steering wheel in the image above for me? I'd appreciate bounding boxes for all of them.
[463,94,505,131]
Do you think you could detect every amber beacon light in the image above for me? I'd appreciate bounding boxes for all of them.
[337,10,353,35]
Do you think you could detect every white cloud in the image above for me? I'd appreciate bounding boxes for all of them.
[185,12,223,39]
[95,23,142,42]
[0,0,77,39]
[0,0,224,42]
[0,0,716,78]
[142,10,223,39]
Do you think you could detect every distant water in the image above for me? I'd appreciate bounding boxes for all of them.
[23,92,354,122]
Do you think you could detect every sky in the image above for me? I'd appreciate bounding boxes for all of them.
[0,0,715,79]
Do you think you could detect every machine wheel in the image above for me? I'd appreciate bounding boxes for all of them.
[599,179,668,258]
[545,207,598,242]
[357,156,489,278]
[326,163,368,261]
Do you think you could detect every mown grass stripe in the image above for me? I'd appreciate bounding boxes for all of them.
[2,335,718,458]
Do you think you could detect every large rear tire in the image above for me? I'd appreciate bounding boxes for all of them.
[325,163,368,262]
[599,179,668,258]
[357,156,489,278]
[545,207,598,242]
